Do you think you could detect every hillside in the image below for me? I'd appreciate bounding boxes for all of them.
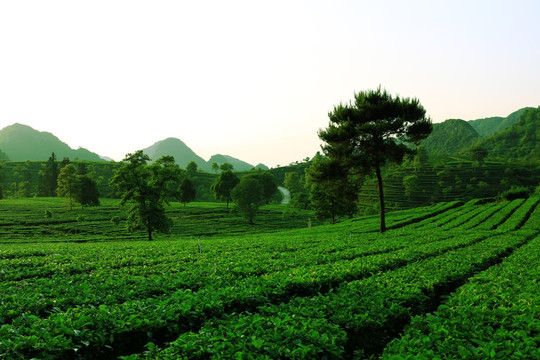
[468,107,531,136]
[421,119,479,155]
[476,106,540,161]
[207,154,255,171]
[0,123,103,161]
[143,137,208,169]
[143,137,264,172]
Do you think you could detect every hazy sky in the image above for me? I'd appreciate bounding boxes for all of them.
[1,1,539,167]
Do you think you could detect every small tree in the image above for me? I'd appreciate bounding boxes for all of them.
[179,177,196,206]
[37,153,59,197]
[307,155,359,224]
[232,176,263,224]
[186,161,198,178]
[111,151,180,240]
[402,174,419,200]
[211,162,219,174]
[471,146,488,166]
[219,162,234,172]
[244,171,277,204]
[76,174,100,209]
[284,172,308,209]
[57,164,80,210]
[319,87,432,232]
[211,170,240,208]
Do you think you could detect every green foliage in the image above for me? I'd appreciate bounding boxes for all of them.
[501,186,530,200]
[219,162,233,171]
[470,145,488,165]
[319,87,432,231]
[307,154,359,224]
[110,216,121,227]
[421,119,479,155]
[185,160,198,178]
[178,177,196,206]
[110,151,181,240]
[211,170,239,208]
[232,176,264,224]
[468,107,530,137]
[243,170,277,204]
[476,106,540,162]
[56,163,80,210]
[0,197,538,359]
[37,153,59,197]
[283,172,309,209]
[402,174,418,199]
[76,174,100,208]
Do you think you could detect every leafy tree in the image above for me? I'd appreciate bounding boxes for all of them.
[219,162,234,172]
[37,153,60,197]
[111,151,180,241]
[307,155,359,224]
[211,162,219,174]
[179,177,196,206]
[414,145,428,167]
[284,172,308,209]
[76,174,100,209]
[77,162,88,175]
[13,161,33,198]
[244,171,277,204]
[186,161,198,178]
[470,146,488,166]
[61,157,71,168]
[211,170,240,208]
[232,176,264,224]
[57,164,80,210]
[402,174,419,200]
[319,87,432,232]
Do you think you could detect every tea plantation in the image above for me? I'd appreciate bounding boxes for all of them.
[0,197,538,359]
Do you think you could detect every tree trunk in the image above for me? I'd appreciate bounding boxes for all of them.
[148,229,153,241]
[375,163,386,233]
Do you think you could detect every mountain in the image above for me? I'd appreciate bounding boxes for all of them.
[475,106,539,161]
[143,137,208,169]
[142,138,267,172]
[421,119,480,155]
[468,107,531,137]
[0,123,103,161]
[207,154,255,171]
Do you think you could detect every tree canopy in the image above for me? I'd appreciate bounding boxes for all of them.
[231,176,264,224]
[319,87,432,232]
[111,151,180,240]
[211,170,240,208]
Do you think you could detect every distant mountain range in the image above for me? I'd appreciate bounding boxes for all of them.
[0,123,266,171]
[1,106,537,168]
[0,123,103,161]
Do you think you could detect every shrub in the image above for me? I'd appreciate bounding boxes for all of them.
[501,186,529,200]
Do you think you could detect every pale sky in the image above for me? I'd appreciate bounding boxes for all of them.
[1,1,539,167]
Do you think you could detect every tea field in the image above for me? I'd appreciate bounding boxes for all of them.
[0,197,538,359]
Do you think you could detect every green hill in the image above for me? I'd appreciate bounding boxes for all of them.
[468,107,531,136]
[207,154,255,171]
[421,119,480,155]
[475,106,540,161]
[143,137,208,170]
[0,123,103,161]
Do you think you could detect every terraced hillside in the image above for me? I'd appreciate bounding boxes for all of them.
[357,161,540,211]
[0,197,538,359]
